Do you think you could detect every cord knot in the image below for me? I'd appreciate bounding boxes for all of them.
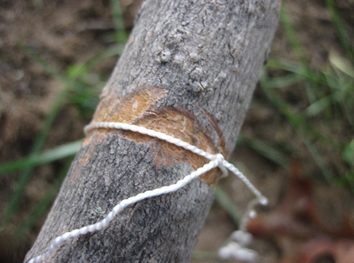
[214,153,228,178]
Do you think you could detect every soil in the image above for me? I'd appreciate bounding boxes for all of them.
[0,0,353,263]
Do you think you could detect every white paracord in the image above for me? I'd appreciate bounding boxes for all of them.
[28,122,267,263]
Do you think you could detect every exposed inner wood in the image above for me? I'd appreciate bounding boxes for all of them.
[85,85,225,185]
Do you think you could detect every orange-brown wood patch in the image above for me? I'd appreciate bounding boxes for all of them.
[83,86,225,186]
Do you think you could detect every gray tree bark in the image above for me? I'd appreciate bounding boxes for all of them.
[25,0,279,262]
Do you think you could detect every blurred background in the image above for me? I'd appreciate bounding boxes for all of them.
[0,0,353,262]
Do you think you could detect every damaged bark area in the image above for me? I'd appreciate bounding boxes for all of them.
[25,0,279,262]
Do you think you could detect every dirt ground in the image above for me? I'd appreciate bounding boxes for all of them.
[0,0,353,263]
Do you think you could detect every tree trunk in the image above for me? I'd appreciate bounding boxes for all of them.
[25,0,279,262]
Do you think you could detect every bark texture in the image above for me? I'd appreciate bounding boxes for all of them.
[26,0,279,262]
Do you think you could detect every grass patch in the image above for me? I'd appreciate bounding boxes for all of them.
[0,1,128,240]
[239,3,354,192]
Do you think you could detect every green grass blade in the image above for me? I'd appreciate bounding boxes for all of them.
[343,139,354,168]
[279,8,329,104]
[2,79,69,225]
[266,60,326,87]
[110,0,128,43]
[325,68,354,126]
[260,73,302,89]
[0,140,82,175]
[215,185,240,226]
[280,6,306,69]
[238,135,289,168]
[24,46,68,83]
[304,95,332,117]
[326,0,354,62]
[15,158,72,239]
[261,83,335,183]
[66,44,124,80]
[342,172,354,193]
[262,77,340,149]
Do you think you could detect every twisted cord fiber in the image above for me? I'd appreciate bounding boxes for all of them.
[28,122,267,263]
